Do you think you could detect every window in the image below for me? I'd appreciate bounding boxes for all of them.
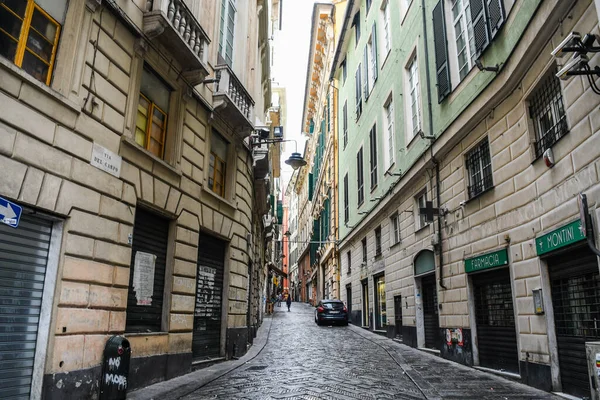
[342,58,347,84]
[343,173,349,224]
[0,0,65,85]
[466,138,493,198]
[136,66,171,159]
[362,237,367,264]
[343,101,348,148]
[452,0,476,80]
[381,0,392,55]
[347,251,352,274]
[390,213,400,245]
[529,67,568,159]
[416,190,428,229]
[375,226,382,257]
[406,54,421,141]
[219,0,236,66]
[355,64,363,118]
[353,11,361,45]
[369,124,378,189]
[366,25,378,95]
[209,130,228,197]
[432,0,506,102]
[366,0,372,12]
[357,147,364,206]
[383,96,395,169]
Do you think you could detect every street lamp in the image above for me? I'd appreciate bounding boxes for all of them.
[250,137,307,170]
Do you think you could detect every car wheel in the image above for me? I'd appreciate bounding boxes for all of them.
[343,321,348,326]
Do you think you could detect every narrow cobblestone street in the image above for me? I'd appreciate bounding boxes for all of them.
[174,303,560,400]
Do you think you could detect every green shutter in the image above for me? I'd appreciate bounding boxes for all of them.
[433,0,451,102]
[308,173,314,201]
[277,200,283,222]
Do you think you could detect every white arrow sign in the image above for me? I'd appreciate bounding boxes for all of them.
[0,197,22,228]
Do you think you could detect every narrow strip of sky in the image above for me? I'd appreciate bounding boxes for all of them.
[273,0,320,186]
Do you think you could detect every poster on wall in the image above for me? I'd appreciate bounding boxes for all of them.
[195,265,217,318]
[133,251,156,305]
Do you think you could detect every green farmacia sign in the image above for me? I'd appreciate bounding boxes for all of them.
[536,220,585,256]
[465,248,509,273]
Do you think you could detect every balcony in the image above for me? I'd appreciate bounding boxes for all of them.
[143,0,210,85]
[213,64,255,136]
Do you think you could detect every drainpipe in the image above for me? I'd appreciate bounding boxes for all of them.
[421,0,447,289]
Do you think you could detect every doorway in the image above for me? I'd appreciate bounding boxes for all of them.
[548,246,600,398]
[472,268,518,372]
[361,279,369,327]
[374,274,386,330]
[394,295,403,340]
[346,284,352,323]
[421,274,439,349]
[193,234,227,359]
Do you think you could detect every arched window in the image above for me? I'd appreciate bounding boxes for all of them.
[414,250,435,276]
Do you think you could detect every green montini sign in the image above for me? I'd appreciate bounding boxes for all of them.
[536,219,585,256]
[465,248,509,273]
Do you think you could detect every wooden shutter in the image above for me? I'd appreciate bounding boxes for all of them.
[486,0,505,39]
[372,23,378,82]
[432,0,450,102]
[363,46,369,99]
[470,0,490,55]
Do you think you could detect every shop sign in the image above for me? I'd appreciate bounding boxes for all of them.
[464,248,508,273]
[536,220,585,256]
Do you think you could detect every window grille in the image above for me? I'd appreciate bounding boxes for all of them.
[466,138,492,198]
[529,68,568,159]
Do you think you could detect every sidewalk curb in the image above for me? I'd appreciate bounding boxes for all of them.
[127,315,274,400]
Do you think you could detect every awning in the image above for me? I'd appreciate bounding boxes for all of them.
[268,263,287,278]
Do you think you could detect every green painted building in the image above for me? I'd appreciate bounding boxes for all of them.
[330,0,600,396]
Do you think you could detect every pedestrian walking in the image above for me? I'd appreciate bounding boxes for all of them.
[286,294,292,312]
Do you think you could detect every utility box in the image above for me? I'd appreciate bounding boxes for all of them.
[99,336,131,400]
[586,341,600,400]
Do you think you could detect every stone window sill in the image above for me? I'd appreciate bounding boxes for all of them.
[0,56,81,113]
[121,136,183,178]
[201,183,237,212]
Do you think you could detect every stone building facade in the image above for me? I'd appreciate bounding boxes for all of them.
[0,0,273,398]
[330,0,600,397]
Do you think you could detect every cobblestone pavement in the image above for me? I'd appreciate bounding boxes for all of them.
[181,303,560,400]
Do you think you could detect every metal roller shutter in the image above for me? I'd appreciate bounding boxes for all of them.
[0,214,52,400]
[422,274,439,349]
[193,234,226,359]
[472,268,518,373]
[549,247,600,399]
[126,208,170,333]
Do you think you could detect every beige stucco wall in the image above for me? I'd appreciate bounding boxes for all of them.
[0,0,256,381]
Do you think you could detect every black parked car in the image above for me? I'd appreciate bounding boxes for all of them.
[314,299,348,326]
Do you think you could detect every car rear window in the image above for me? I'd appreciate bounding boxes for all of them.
[323,302,344,310]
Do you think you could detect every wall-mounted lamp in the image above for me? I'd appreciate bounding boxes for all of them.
[475,59,500,73]
[250,137,307,170]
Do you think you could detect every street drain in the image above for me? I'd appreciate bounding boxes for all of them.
[246,365,268,370]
